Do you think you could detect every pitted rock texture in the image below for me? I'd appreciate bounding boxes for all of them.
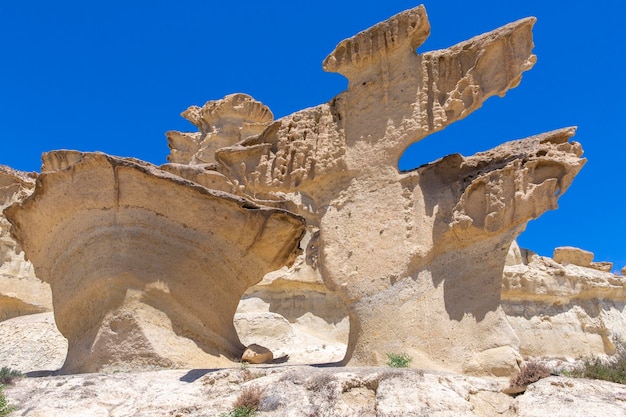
[4,151,305,373]
[167,93,273,165]
[216,8,536,194]
[320,129,584,375]
[503,247,626,359]
[203,6,584,374]
[1,5,591,377]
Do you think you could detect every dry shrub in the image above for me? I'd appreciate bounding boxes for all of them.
[306,373,337,392]
[570,338,626,384]
[306,373,339,417]
[510,361,551,387]
[241,368,265,382]
[0,367,22,386]
[233,385,264,411]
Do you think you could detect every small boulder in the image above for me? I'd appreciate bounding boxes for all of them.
[590,261,613,273]
[242,344,274,364]
[553,246,594,267]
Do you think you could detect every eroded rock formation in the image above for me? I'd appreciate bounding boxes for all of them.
[166,93,273,165]
[4,151,305,373]
[3,5,594,376]
[187,6,582,375]
[503,245,626,359]
[0,166,52,322]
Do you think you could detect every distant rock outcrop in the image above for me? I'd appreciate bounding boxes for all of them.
[553,246,614,272]
[503,243,626,359]
[0,166,51,322]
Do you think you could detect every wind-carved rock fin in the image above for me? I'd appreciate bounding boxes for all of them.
[322,5,430,83]
[319,9,538,168]
[438,127,585,242]
[421,17,537,134]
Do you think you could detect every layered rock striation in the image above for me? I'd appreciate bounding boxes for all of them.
[0,166,51,322]
[4,151,305,373]
[3,5,595,376]
[503,245,626,359]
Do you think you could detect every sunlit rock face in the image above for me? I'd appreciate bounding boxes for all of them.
[166,93,273,165]
[4,5,589,376]
[503,245,626,359]
[4,151,305,373]
[203,6,585,375]
[0,166,52,322]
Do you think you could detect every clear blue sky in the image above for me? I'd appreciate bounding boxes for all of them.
[1,1,624,271]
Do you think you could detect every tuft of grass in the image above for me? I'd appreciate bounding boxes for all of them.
[0,368,21,386]
[220,407,257,417]
[0,385,15,416]
[510,361,551,388]
[219,406,257,417]
[386,353,412,368]
[221,385,263,417]
[569,338,626,384]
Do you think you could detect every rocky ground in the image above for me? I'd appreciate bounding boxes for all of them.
[4,366,626,416]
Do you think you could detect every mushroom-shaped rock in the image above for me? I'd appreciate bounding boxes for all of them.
[4,151,305,373]
[167,93,274,165]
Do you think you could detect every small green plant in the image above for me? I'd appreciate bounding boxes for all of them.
[219,405,257,417]
[0,368,21,386]
[0,385,15,416]
[386,352,412,368]
[569,338,626,384]
[220,385,263,417]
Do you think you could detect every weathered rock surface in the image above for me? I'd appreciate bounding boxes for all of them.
[0,5,600,381]
[330,129,584,375]
[0,166,52,322]
[5,367,626,416]
[0,312,66,372]
[167,93,273,165]
[503,247,626,359]
[4,151,305,373]
[553,246,594,268]
[198,6,584,374]
[235,254,349,364]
